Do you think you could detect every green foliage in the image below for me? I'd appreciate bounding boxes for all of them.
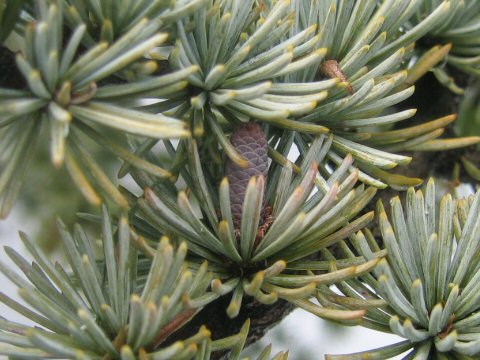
[0,0,480,359]
[61,0,206,43]
[457,80,480,137]
[329,181,480,358]
[146,0,475,191]
[0,0,193,217]
[414,0,480,77]
[274,0,469,190]
[132,136,379,320]
[0,0,21,43]
[0,207,287,359]
[1,0,479,218]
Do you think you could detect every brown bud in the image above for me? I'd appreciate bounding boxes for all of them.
[319,59,353,94]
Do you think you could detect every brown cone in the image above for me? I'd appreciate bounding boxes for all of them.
[225,123,268,230]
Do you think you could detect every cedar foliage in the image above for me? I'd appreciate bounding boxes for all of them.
[0,1,480,359]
